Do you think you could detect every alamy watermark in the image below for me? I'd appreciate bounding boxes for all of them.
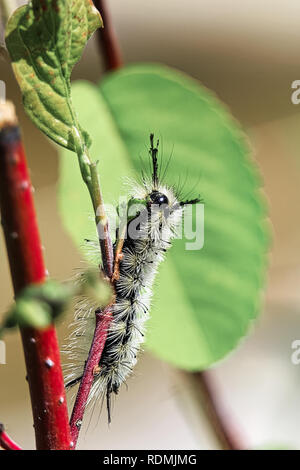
[291,340,300,365]
[0,340,6,364]
[291,81,300,104]
[0,80,5,101]
[96,200,205,251]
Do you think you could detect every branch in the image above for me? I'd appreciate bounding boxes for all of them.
[190,371,246,450]
[0,424,22,450]
[69,305,113,446]
[93,0,123,71]
[0,102,71,450]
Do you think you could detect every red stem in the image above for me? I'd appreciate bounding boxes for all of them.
[69,306,112,446]
[192,371,245,450]
[0,117,71,450]
[93,0,123,71]
[0,424,22,450]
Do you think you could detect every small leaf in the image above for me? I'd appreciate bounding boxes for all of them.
[58,65,269,370]
[5,0,102,150]
[6,298,52,329]
[1,280,74,334]
[24,280,73,319]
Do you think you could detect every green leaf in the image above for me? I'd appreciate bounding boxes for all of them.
[5,0,102,151]
[0,275,113,335]
[1,280,73,333]
[6,298,52,329]
[23,280,73,319]
[58,64,269,370]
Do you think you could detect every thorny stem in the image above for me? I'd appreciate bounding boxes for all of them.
[0,102,71,450]
[0,424,22,450]
[93,0,123,71]
[190,371,245,450]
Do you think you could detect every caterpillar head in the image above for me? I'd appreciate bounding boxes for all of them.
[149,190,169,206]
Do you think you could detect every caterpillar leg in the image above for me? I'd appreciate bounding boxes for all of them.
[66,376,83,388]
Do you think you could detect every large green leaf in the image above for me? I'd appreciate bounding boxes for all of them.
[5,0,102,150]
[58,64,269,370]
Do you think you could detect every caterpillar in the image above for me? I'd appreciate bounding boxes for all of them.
[64,134,200,422]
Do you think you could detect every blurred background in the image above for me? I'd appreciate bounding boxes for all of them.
[1,0,300,449]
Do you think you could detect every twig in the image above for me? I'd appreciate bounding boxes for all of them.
[69,305,113,446]
[90,163,114,278]
[0,102,71,450]
[0,424,22,450]
[93,0,123,71]
[190,371,245,450]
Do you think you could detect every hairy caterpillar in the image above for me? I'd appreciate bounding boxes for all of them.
[64,134,200,422]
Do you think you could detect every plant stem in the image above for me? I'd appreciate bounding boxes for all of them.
[0,102,71,450]
[0,424,22,450]
[90,163,114,278]
[190,371,245,450]
[73,139,114,279]
[69,305,112,446]
[93,0,123,71]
